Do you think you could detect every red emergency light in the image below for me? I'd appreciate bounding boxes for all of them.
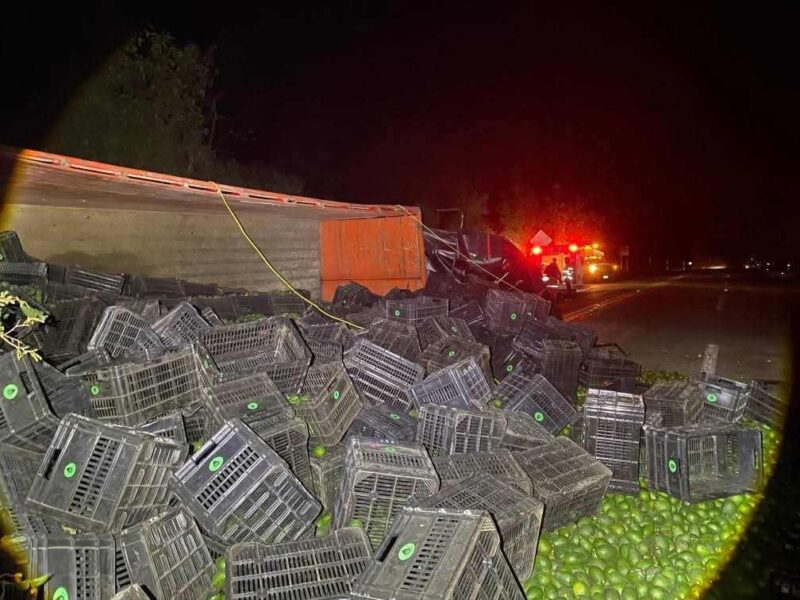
[568,243,579,253]
[531,246,543,255]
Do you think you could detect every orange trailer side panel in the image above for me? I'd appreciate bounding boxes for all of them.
[319,216,427,300]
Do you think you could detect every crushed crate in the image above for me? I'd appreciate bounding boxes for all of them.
[309,442,346,514]
[499,409,555,452]
[644,423,763,502]
[0,353,61,452]
[490,336,527,382]
[580,389,646,494]
[248,412,313,491]
[449,299,485,325]
[65,266,126,295]
[347,403,417,443]
[578,345,641,393]
[515,437,612,530]
[515,315,596,356]
[643,380,704,427]
[198,316,311,395]
[225,527,371,600]
[699,376,749,423]
[431,450,532,495]
[416,405,507,456]
[407,357,492,410]
[293,362,362,446]
[68,345,209,426]
[87,306,164,359]
[343,338,424,411]
[366,317,422,363]
[151,301,210,347]
[333,282,380,309]
[170,419,320,545]
[385,296,449,323]
[416,316,474,347]
[333,437,439,548]
[349,506,500,600]
[119,507,215,600]
[493,365,577,434]
[421,336,492,380]
[27,533,116,600]
[31,297,105,362]
[520,338,583,400]
[26,414,185,532]
[745,379,788,427]
[415,473,544,581]
[139,412,188,445]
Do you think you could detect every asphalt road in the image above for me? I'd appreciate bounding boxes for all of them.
[560,273,794,382]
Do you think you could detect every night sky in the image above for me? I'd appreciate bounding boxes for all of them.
[1,2,797,264]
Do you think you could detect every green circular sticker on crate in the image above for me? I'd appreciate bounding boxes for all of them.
[383,446,396,454]
[3,384,18,400]
[706,393,718,403]
[534,411,544,423]
[398,542,416,561]
[510,312,518,321]
[247,402,259,410]
[90,385,100,396]
[668,459,678,473]
[389,412,401,421]
[350,519,363,528]
[53,587,69,600]
[505,364,514,373]
[332,390,341,401]
[451,326,458,333]
[394,309,401,317]
[209,456,225,472]
[63,462,77,479]
[447,350,455,357]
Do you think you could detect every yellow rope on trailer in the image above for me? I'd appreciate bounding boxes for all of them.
[213,183,365,330]
[394,204,529,294]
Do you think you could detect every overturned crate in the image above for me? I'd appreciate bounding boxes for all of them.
[579,345,640,393]
[580,389,646,494]
[87,306,164,359]
[333,437,439,548]
[31,296,105,362]
[407,357,492,410]
[431,449,533,495]
[515,437,612,530]
[169,419,320,545]
[493,365,577,434]
[26,414,186,532]
[745,379,788,427]
[416,404,507,456]
[343,338,424,411]
[515,315,596,356]
[385,296,448,323]
[499,409,555,452]
[347,403,418,443]
[421,336,492,381]
[309,442,346,514]
[521,338,583,401]
[644,423,763,502]
[416,315,474,347]
[414,473,544,581]
[643,380,704,427]
[349,506,501,600]
[151,301,211,347]
[485,288,548,335]
[225,527,372,600]
[699,376,749,424]
[366,318,423,363]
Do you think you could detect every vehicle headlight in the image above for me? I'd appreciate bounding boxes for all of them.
[588,264,598,274]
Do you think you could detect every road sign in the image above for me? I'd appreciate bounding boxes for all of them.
[530,230,552,246]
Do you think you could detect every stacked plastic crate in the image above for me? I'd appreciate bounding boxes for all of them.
[431,450,533,495]
[347,403,417,443]
[333,437,439,548]
[407,357,492,410]
[332,281,380,310]
[579,389,646,494]
[421,336,492,380]
[296,320,353,365]
[518,338,583,401]
[416,404,507,456]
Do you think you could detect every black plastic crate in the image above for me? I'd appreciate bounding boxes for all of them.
[416,405,507,457]
[32,297,105,362]
[745,379,789,427]
[477,545,527,600]
[431,450,533,495]
[699,376,749,424]
[515,315,596,356]
[365,318,423,363]
[65,266,126,295]
[499,409,555,452]
[126,275,186,299]
[112,584,150,600]
[421,336,493,381]
[484,289,550,335]
[414,473,544,581]
[293,362,362,446]
[119,507,215,600]
[199,316,311,395]
[0,230,33,263]
[349,506,500,600]
[0,261,48,290]
[333,437,439,548]
[521,338,583,400]
[27,533,115,600]
[26,414,186,532]
[170,419,320,545]
[151,301,210,347]
[580,390,646,494]
[489,336,527,383]
[386,296,449,323]
[0,443,48,532]
[181,404,209,445]
[343,338,424,411]
[407,357,492,410]
[643,380,704,427]
[644,423,763,502]
[347,403,417,443]
[33,359,94,418]
[265,289,310,316]
[115,299,163,322]
[416,316,474,348]
[69,345,209,426]
[225,527,371,600]
[333,282,380,309]
[190,295,242,321]
[88,306,164,359]
[493,366,577,434]
[514,437,612,530]
[248,412,313,491]
[449,299,485,325]
[200,306,224,327]
[0,353,60,452]
[578,345,641,393]
[309,442,346,514]
[344,305,385,328]
[202,372,289,429]
[180,280,221,298]
[139,412,188,445]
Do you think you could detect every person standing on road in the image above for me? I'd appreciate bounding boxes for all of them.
[544,258,562,284]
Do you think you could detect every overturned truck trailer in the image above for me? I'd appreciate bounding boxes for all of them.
[0,148,427,300]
